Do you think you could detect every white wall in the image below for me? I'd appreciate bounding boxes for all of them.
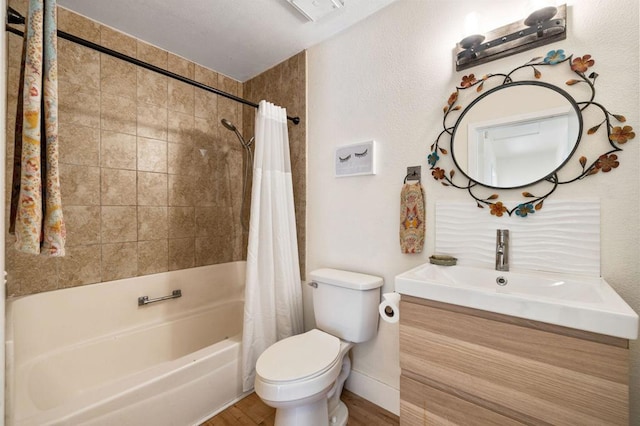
[306,0,640,421]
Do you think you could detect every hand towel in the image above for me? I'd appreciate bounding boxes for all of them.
[400,182,425,254]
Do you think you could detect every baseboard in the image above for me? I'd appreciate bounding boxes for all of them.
[345,369,400,416]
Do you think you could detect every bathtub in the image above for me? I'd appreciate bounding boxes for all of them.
[5,261,247,426]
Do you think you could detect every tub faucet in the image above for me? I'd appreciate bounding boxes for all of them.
[496,229,509,271]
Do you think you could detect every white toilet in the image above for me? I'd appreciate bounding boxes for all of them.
[254,268,383,426]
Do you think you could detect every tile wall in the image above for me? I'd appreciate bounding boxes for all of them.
[4,1,259,296]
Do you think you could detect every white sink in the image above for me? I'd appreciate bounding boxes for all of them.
[395,263,639,339]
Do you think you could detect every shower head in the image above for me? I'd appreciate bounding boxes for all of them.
[221,118,237,132]
[221,118,253,149]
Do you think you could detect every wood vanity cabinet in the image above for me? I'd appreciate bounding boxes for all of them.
[399,295,630,425]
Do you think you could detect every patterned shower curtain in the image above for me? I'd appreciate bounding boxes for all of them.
[10,0,66,256]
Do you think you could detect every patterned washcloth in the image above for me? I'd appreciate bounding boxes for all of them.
[399,182,425,253]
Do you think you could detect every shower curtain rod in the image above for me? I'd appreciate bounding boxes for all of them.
[5,7,301,125]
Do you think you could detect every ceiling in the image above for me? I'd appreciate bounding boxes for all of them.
[57,0,397,82]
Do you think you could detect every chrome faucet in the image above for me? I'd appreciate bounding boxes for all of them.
[495,229,509,271]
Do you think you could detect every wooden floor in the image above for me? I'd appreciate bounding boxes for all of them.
[201,390,399,426]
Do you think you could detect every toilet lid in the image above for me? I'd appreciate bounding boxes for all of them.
[256,329,341,383]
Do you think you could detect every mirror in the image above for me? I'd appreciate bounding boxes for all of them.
[451,81,582,188]
[429,49,635,217]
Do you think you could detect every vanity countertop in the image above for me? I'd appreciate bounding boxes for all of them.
[395,263,639,340]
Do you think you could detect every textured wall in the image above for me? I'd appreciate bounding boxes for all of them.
[242,52,306,277]
[307,0,639,421]
[5,1,246,296]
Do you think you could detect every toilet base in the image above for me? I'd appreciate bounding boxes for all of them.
[328,400,348,426]
[273,393,330,426]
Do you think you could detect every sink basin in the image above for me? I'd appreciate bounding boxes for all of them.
[395,263,638,339]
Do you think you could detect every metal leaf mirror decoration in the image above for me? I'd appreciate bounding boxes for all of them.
[429,49,635,217]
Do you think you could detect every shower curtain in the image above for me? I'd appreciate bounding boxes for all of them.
[241,101,304,391]
[10,0,66,256]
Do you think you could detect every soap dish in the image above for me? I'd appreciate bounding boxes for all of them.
[429,255,458,266]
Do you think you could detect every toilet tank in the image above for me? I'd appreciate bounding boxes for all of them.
[309,269,383,343]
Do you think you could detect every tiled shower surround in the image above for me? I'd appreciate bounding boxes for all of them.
[4,0,306,297]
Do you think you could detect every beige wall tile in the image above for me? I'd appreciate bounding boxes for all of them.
[218,74,240,96]
[101,168,137,205]
[194,64,218,88]
[138,172,168,206]
[137,137,167,173]
[58,39,100,91]
[5,6,282,296]
[195,206,220,238]
[194,116,219,147]
[168,207,195,238]
[196,237,234,267]
[64,205,101,246]
[101,206,137,243]
[101,25,137,57]
[5,248,58,296]
[8,33,22,69]
[101,93,137,135]
[101,131,137,170]
[168,238,195,271]
[59,245,102,288]
[168,112,194,145]
[6,66,20,111]
[59,82,100,129]
[168,174,194,207]
[168,143,196,175]
[59,124,100,166]
[168,54,195,79]
[137,104,168,140]
[168,80,195,115]
[59,164,100,206]
[193,175,216,207]
[137,68,168,108]
[138,206,168,241]
[102,242,138,281]
[101,54,137,99]
[137,41,168,69]
[58,7,101,43]
[195,89,218,119]
[138,240,168,275]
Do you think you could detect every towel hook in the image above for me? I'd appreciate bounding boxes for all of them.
[404,166,421,184]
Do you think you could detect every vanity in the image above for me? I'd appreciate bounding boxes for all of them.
[400,36,638,424]
[395,263,638,425]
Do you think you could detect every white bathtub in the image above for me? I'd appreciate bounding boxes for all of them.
[5,261,247,426]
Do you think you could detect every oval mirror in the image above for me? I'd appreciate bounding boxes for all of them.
[451,81,582,189]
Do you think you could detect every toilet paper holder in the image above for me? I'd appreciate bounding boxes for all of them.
[379,292,401,324]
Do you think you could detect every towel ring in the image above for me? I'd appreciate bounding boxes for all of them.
[404,171,420,184]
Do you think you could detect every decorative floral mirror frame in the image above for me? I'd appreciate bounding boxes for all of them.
[429,49,636,218]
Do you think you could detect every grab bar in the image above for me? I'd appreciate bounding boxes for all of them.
[138,290,182,306]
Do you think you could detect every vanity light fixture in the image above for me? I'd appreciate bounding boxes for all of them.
[287,0,344,22]
[456,4,567,71]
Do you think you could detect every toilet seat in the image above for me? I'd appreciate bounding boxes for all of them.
[254,329,347,403]
[256,329,341,383]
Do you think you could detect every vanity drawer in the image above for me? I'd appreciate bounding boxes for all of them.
[400,374,524,426]
[399,298,629,425]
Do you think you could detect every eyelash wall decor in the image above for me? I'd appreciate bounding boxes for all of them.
[335,141,376,177]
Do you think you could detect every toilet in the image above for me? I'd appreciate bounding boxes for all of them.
[254,268,383,426]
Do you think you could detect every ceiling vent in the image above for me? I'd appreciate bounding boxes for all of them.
[287,0,345,22]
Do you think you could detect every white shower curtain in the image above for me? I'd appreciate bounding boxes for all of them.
[241,101,304,391]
